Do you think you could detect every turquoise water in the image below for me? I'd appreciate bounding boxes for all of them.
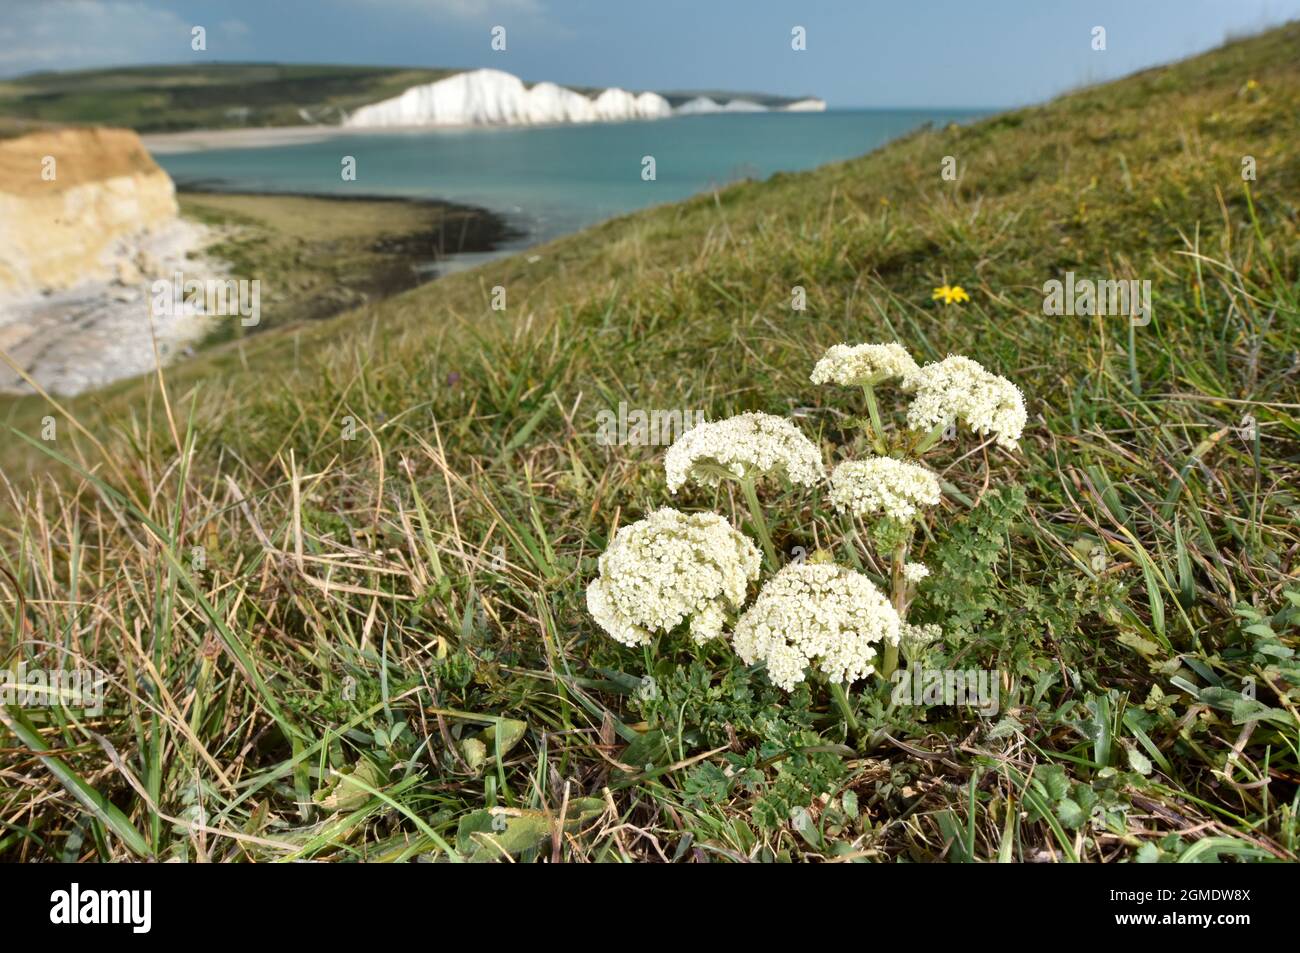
[159,110,982,254]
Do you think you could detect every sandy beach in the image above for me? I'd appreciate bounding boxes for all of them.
[142,123,517,155]
[140,112,702,155]
[142,125,350,154]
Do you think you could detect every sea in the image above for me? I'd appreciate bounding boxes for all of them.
[157,109,985,270]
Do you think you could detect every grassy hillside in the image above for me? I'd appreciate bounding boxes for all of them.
[0,64,458,132]
[1,24,1298,862]
[0,63,808,133]
[178,190,519,343]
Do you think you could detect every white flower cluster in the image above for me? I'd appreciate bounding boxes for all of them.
[664,411,825,493]
[903,355,1027,450]
[586,508,761,647]
[903,562,930,583]
[731,562,900,691]
[586,340,1025,699]
[810,342,920,388]
[828,457,942,521]
[899,622,942,658]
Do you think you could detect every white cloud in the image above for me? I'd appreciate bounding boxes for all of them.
[0,1,195,74]
[348,0,545,20]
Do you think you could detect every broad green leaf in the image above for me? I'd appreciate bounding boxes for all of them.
[1056,798,1086,829]
[315,758,385,812]
[1118,630,1163,658]
[480,719,528,759]
[1125,744,1153,776]
[456,798,604,861]
[461,737,487,772]
[619,728,670,773]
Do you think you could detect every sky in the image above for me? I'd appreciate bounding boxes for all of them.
[2,0,1299,108]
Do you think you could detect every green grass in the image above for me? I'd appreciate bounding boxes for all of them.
[1,24,1298,862]
[0,63,460,132]
[176,190,517,342]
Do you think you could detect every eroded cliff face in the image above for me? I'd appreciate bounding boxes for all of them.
[0,127,180,296]
[0,127,218,396]
[345,68,669,127]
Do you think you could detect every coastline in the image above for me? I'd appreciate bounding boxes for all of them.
[0,189,519,397]
[142,125,350,154]
[140,108,829,154]
[143,121,645,155]
[179,188,522,338]
[142,118,677,155]
[0,218,220,396]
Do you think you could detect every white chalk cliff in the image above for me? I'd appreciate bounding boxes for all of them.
[345,68,822,128]
[347,69,670,127]
[675,95,827,115]
[783,98,829,112]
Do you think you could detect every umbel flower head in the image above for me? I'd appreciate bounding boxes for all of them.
[899,622,942,660]
[731,562,900,692]
[810,342,920,388]
[664,411,824,494]
[903,354,1027,450]
[828,457,942,522]
[903,562,930,583]
[586,508,761,648]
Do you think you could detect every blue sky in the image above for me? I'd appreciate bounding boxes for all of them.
[3,0,1299,107]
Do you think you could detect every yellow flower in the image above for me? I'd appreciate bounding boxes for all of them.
[1245,79,1259,90]
[931,284,970,305]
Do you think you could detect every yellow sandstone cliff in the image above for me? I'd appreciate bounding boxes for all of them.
[0,127,179,296]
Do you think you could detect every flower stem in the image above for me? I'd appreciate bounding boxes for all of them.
[862,384,888,454]
[830,682,860,738]
[881,541,908,680]
[738,475,778,568]
[881,642,900,682]
[839,514,865,570]
[913,421,948,456]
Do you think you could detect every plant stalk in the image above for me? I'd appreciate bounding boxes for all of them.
[862,384,889,454]
[913,420,948,456]
[881,541,909,680]
[738,475,778,567]
[830,681,860,738]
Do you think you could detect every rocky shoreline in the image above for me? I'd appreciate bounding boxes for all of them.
[0,188,520,397]
[0,217,220,396]
[177,189,522,339]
